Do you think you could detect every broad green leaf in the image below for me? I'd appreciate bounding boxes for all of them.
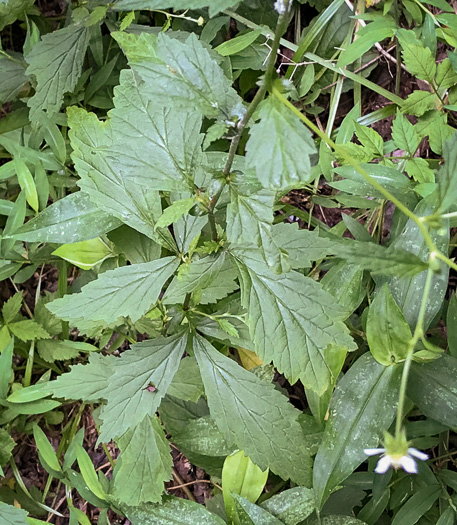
[382,197,449,330]
[333,240,428,277]
[37,339,95,363]
[193,334,312,485]
[447,293,457,358]
[0,54,28,103]
[354,122,384,156]
[14,158,39,212]
[167,356,204,402]
[75,446,108,501]
[233,494,284,525]
[125,495,225,525]
[0,502,29,524]
[226,188,287,272]
[0,0,34,30]
[53,237,113,270]
[33,424,61,473]
[97,333,187,442]
[155,198,196,230]
[222,450,268,522]
[405,158,434,183]
[391,112,420,154]
[11,192,122,244]
[0,428,15,467]
[67,107,163,242]
[26,21,90,121]
[47,256,179,325]
[260,487,315,524]
[307,518,367,525]
[111,0,240,17]
[109,225,161,264]
[271,223,334,268]
[436,57,457,89]
[397,30,436,82]
[436,131,457,214]
[215,29,262,56]
[174,415,233,457]
[8,382,52,404]
[246,96,316,189]
[401,91,437,116]
[391,485,441,525]
[2,292,22,324]
[234,249,356,393]
[8,320,49,341]
[113,31,243,120]
[0,339,13,399]
[408,354,457,427]
[366,284,412,365]
[313,353,401,509]
[112,417,172,506]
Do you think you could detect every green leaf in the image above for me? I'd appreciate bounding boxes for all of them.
[435,57,457,89]
[233,494,284,525]
[75,445,108,501]
[174,415,233,457]
[12,192,122,244]
[404,158,434,183]
[246,96,316,189]
[333,240,428,277]
[193,334,312,485]
[0,54,28,103]
[271,223,334,268]
[260,487,315,525]
[215,29,262,56]
[167,356,204,402]
[436,131,457,214]
[125,495,226,525]
[14,158,39,213]
[2,292,23,324]
[366,284,412,365]
[313,353,401,509]
[111,0,240,17]
[391,485,441,525]
[354,122,384,156]
[0,0,34,30]
[447,293,457,358]
[36,339,95,363]
[33,423,61,473]
[234,249,356,393]
[401,91,437,116]
[0,339,13,399]
[391,112,420,154]
[113,31,243,120]
[8,320,50,341]
[307,518,367,525]
[109,225,161,264]
[400,44,436,82]
[47,256,179,325]
[53,238,113,270]
[408,354,457,427]
[112,416,173,506]
[155,198,196,230]
[0,428,15,467]
[25,21,90,121]
[227,188,287,272]
[0,502,29,524]
[222,450,268,522]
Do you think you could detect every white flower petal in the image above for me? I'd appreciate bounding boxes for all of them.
[408,448,428,461]
[375,455,392,474]
[364,448,385,456]
[400,455,418,474]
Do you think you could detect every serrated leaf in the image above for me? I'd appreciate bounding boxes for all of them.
[26,21,90,121]
[112,416,172,506]
[36,339,95,363]
[0,0,34,30]
[0,428,15,466]
[436,131,457,213]
[271,223,334,268]
[112,0,240,17]
[313,353,401,509]
[12,192,122,244]
[0,54,28,103]
[2,292,22,324]
[167,357,204,402]
[400,44,436,82]
[401,91,437,116]
[333,239,428,277]
[408,354,457,427]
[354,122,384,156]
[193,334,312,485]
[366,284,412,365]
[113,31,243,120]
[233,249,356,393]
[391,112,420,154]
[0,502,29,524]
[226,188,287,272]
[97,334,186,442]
[246,96,316,189]
[109,225,161,264]
[8,320,50,341]
[125,495,226,525]
[155,198,196,230]
[436,57,457,89]
[47,256,179,325]
[260,487,315,524]
[405,158,435,183]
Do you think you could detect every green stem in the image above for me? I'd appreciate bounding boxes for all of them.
[272,87,437,253]
[395,266,434,437]
[58,261,69,340]
[23,341,34,388]
[102,443,116,469]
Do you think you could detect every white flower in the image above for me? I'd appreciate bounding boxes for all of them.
[274,0,287,14]
[364,447,428,474]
